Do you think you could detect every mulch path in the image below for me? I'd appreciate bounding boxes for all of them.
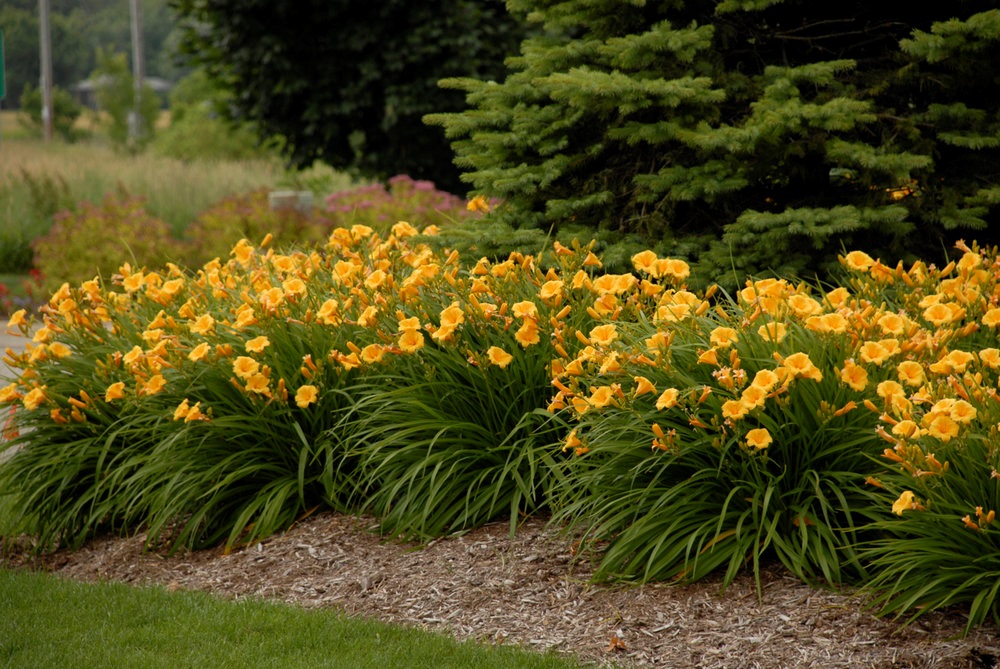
[5,511,1000,668]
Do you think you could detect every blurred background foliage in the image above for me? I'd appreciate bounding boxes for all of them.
[3,1,1000,295]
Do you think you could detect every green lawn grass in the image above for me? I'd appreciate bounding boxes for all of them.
[0,569,588,669]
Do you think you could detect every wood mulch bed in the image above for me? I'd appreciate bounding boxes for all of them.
[4,511,1000,668]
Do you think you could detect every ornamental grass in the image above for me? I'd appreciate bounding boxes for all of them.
[3,225,1000,629]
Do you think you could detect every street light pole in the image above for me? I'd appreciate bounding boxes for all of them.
[38,0,53,142]
[129,0,146,144]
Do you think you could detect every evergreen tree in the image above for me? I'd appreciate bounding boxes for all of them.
[428,1,1000,286]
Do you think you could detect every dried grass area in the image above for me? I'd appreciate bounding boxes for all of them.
[6,511,1000,668]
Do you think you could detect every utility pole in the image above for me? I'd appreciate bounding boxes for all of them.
[1,29,6,146]
[128,0,146,144]
[38,0,53,142]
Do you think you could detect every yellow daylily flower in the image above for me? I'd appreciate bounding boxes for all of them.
[892,490,921,516]
[233,356,261,380]
[633,376,656,397]
[487,346,514,369]
[188,342,212,362]
[745,428,772,450]
[245,336,271,353]
[398,329,425,353]
[104,382,126,402]
[589,324,618,348]
[22,386,47,411]
[515,320,540,348]
[655,388,679,410]
[189,314,215,335]
[295,385,319,408]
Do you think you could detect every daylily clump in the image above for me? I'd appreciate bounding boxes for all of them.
[542,239,1000,609]
[3,225,1000,629]
[0,222,605,550]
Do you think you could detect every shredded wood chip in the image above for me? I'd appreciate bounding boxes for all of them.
[4,512,999,668]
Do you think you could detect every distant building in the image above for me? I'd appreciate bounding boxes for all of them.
[72,76,173,109]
